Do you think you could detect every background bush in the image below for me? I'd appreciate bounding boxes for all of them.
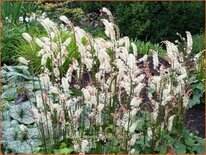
[72,1,204,43]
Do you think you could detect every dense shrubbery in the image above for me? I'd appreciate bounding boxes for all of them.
[73,2,204,43]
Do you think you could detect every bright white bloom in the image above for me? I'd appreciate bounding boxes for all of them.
[128,133,142,146]
[134,74,145,84]
[35,38,44,47]
[161,95,173,106]
[39,73,51,89]
[18,57,30,65]
[19,16,23,22]
[81,139,89,153]
[194,50,204,63]
[177,73,187,82]
[51,104,63,114]
[129,121,140,133]
[42,12,47,18]
[36,93,44,109]
[82,86,97,106]
[138,55,148,63]
[73,142,80,152]
[101,19,115,40]
[102,7,113,17]
[97,104,105,112]
[147,127,153,141]
[127,54,137,72]
[183,94,189,108]
[62,77,70,93]
[131,108,139,116]
[98,48,111,72]
[40,18,58,35]
[163,41,179,63]
[49,85,59,94]
[186,31,193,54]
[30,13,36,21]
[131,42,138,56]
[74,109,83,119]
[134,83,145,96]
[130,97,142,108]
[152,110,158,122]
[22,33,32,42]
[130,149,136,154]
[25,16,29,22]
[59,15,73,27]
[152,50,159,69]
[168,115,175,131]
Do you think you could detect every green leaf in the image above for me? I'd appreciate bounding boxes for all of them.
[174,143,186,154]
[2,121,11,131]
[193,143,205,154]
[2,87,17,101]
[194,82,204,91]
[7,140,33,154]
[9,101,35,124]
[159,145,167,154]
[10,120,20,127]
[60,147,73,154]
[82,36,88,45]
[147,87,155,94]
[185,136,195,146]
[2,110,11,121]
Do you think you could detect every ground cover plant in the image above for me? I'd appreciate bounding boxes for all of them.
[1,5,205,155]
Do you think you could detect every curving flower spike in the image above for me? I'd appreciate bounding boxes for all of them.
[22,33,32,42]
[59,15,73,28]
[186,31,193,54]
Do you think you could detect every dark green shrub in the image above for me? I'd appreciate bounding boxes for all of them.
[192,34,205,54]
[75,2,204,43]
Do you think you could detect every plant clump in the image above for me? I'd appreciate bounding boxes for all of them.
[13,7,205,154]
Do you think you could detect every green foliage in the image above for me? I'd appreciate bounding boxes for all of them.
[9,101,36,124]
[2,1,41,65]
[76,2,204,43]
[16,29,79,75]
[38,2,84,24]
[188,78,205,108]
[2,24,25,65]
[193,33,205,54]
[2,65,41,154]
[132,39,165,55]
[2,1,38,24]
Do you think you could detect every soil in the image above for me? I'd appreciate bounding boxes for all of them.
[184,103,205,138]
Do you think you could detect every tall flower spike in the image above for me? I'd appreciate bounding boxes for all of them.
[151,49,159,70]
[102,7,114,23]
[131,42,138,56]
[186,31,193,54]
[22,33,32,42]
[59,15,73,28]
[18,57,30,65]
[168,115,175,131]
